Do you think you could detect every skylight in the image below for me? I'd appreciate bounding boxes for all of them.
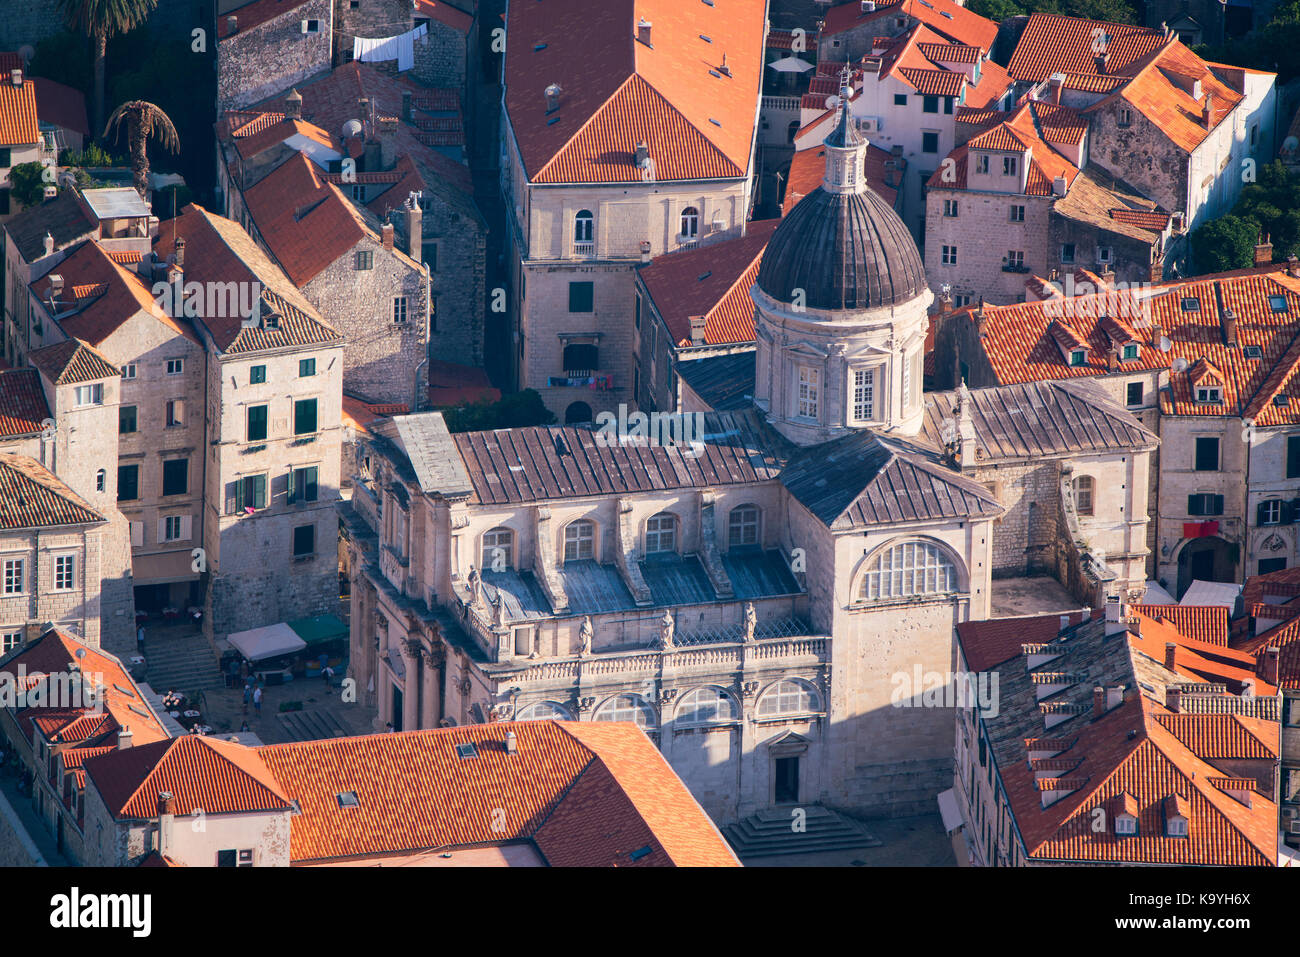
[1269,294,1288,313]
[1243,344,1263,359]
[336,791,360,808]
[1181,297,1200,312]
[700,34,712,42]
[456,742,479,759]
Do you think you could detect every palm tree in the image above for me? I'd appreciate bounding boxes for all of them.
[104,100,179,199]
[58,0,159,140]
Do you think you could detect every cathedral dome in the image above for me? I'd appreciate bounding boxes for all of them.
[756,183,928,312]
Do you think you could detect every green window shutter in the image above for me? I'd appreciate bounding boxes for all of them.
[287,468,296,503]
[254,474,267,509]
[305,466,318,501]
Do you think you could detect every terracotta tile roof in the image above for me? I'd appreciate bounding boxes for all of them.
[1131,604,1228,646]
[821,0,997,51]
[963,59,1012,110]
[32,77,88,137]
[1155,713,1277,760]
[0,368,49,438]
[899,67,965,96]
[218,0,315,39]
[505,0,765,184]
[413,0,473,32]
[0,77,39,145]
[1109,207,1169,230]
[918,41,981,64]
[1241,566,1300,619]
[242,151,369,286]
[1006,14,1165,83]
[785,142,899,214]
[962,267,1300,423]
[154,204,342,354]
[956,611,1091,672]
[933,101,1080,196]
[2,190,96,263]
[84,735,290,820]
[766,29,797,51]
[232,116,336,162]
[1059,71,1126,93]
[967,123,1031,152]
[256,721,738,865]
[426,359,499,408]
[27,338,118,384]
[637,220,777,347]
[1128,611,1273,695]
[363,154,428,219]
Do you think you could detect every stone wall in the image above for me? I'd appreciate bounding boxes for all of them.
[0,788,45,867]
[924,188,1052,305]
[0,0,63,53]
[217,0,334,112]
[413,18,468,91]
[1048,212,1159,288]
[1088,101,1188,229]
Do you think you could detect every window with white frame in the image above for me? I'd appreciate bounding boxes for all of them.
[393,297,408,323]
[121,363,137,380]
[680,206,699,239]
[645,512,677,554]
[943,199,958,217]
[1261,499,1282,525]
[164,515,184,541]
[74,384,103,406]
[593,693,656,728]
[853,367,875,420]
[941,245,957,265]
[676,686,736,725]
[3,559,23,594]
[574,209,594,243]
[563,519,595,561]
[481,527,513,570]
[0,631,20,653]
[1196,385,1222,404]
[861,540,957,600]
[1073,475,1094,516]
[1007,250,1024,269]
[1009,204,1025,222]
[975,155,990,174]
[728,505,760,549]
[1002,156,1017,176]
[756,679,820,718]
[54,555,74,590]
[797,366,819,419]
[166,358,183,375]
[516,700,572,721]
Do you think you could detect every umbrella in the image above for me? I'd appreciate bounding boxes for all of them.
[768,55,814,73]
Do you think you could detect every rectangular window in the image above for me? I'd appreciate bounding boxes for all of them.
[247,404,268,442]
[293,524,315,557]
[1061,243,1076,263]
[853,367,875,420]
[975,155,989,174]
[0,631,20,653]
[568,281,594,313]
[797,366,819,419]
[563,522,595,561]
[166,399,184,427]
[1196,385,1222,403]
[3,559,23,595]
[1194,437,1219,471]
[922,131,939,153]
[1260,499,1283,525]
[1122,343,1138,360]
[1007,250,1024,269]
[634,293,641,329]
[163,515,183,541]
[162,459,188,496]
[1126,382,1142,406]
[1118,108,1132,127]
[1002,156,1017,176]
[923,95,939,113]
[166,358,183,375]
[941,245,957,266]
[392,298,407,323]
[121,363,137,380]
[894,93,907,106]
[299,358,316,377]
[944,97,953,114]
[54,556,74,591]
[1097,246,1113,263]
[1288,436,1300,478]
[235,474,267,511]
[74,384,103,406]
[288,466,319,503]
[250,365,266,384]
[294,399,318,435]
[943,200,958,217]
[118,464,139,502]
[1009,205,1024,223]
[1187,493,1224,516]
[1260,557,1287,575]
[119,405,137,433]
[355,250,373,270]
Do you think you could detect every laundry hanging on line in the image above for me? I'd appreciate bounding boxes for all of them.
[353,22,427,73]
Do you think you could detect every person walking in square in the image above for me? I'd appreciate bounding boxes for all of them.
[253,684,263,716]
[242,682,252,714]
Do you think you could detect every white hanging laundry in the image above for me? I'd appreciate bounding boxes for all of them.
[353,22,426,72]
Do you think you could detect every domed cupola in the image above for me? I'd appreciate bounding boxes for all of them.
[750,67,933,446]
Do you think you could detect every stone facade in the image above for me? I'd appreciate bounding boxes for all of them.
[0,0,63,54]
[0,525,104,648]
[925,188,1052,305]
[217,0,334,112]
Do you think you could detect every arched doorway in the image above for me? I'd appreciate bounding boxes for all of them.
[1176,536,1235,598]
[564,401,592,424]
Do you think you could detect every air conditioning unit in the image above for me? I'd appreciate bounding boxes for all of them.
[856,116,882,133]
[301,19,321,34]
[1289,820,1300,835]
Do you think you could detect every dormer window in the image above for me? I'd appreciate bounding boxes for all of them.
[1002,156,1017,176]
[1070,349,1087,366]
[1115,814,1137,835]
[1196,385,1222,404]
[1163,794,1189,837]
[975,154,990,174]
[1122,343,1139,360]
[1166,816,1188,837]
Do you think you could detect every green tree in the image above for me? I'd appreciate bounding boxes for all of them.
[103,99,179,198]
[56,0,158,142]
[1190,215,1260,274]
[966,0,1024,21]
[1236,161,1300,260]
[8,163,51,209]
[26,31,92,96]
[442,390,556,433]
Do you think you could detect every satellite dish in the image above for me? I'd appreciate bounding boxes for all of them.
[1171,356,1188,373]
[1159,336,1172,352]
[342,118,363,139]
[825,94,841,110]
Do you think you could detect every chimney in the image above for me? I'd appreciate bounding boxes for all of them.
[1104,595,1128,635]
[381,223,395,251]
[1094,52,1108,74]
[1264,646,1280,686]
[1288,255,1300,279]
[974,299,986,337]
[1059,613,1070,631]
[363,138,381,173]
[1164,641,1177,671]
[174,236,185,267]
[1202,92,1213,129]
[1254,236,1273,266]
[689,315,707,345]
[401,90,412,123]
[640,239,652,263]
[1048,73,1063,104]
[1241,678,1255,697]
[157,791,174,856]
[48,273,64,303]
[378,116,398,170]
[1151,320,1163,346]
[634,141,649,168]
[1221,307,1237,346]
[1053,175,1068,197]
[285,89,302,120]
[505,730,518,755]
[637,18,653,46]
[1107,345,1119,373]
[1166,686,1182,712]
[1107,685,1125,709]
[404,198,422,258]
[719,53,731,77]
[226,15,237,34]
[1093,686,1107,719]
[117,727,133,750]
[42,231,54,256]
[158,791,175,816]
[939,286,953,318]
[544,83,562,113]
[10,69,21,87]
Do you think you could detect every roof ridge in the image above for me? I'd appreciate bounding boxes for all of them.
[532,73,639,183]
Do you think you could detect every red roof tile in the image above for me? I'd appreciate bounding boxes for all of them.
[32,77,88,137]
[427,359,500,407]
[1131,604,1228,646]
[413,0,472,32]
[1006,14,1165,83]
[784,142,899,212]
[0,368,49,438]
[0,78,39,145]
[218,0,316,39]
[27,338,119,384]
[821,0,997,50]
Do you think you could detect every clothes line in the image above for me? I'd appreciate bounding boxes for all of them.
[353,21,427,72]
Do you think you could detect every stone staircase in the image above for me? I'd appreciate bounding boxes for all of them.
[276,709,354,742]
[724,806,882,859]
[141,629,226,695]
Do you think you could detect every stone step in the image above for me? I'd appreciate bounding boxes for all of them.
[724,805,881,858]
[275,709,351,743]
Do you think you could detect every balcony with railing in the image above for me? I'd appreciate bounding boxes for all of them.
[572,240,595,258]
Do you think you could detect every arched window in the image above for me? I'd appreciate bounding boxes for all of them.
[95,469,106,493]
[593,693,657,728]
[516,700,572,721]
[645,512,677,554]
[860,540,957,600]
[1073,475,1094,516]
[564,401,593,424]
[728,505,760,550]
[676,686,737,725]
[563,519,595,561]
[756,679,820,718]
[680,206,699,239]
[481,527,514,571]
[574,209,594,243]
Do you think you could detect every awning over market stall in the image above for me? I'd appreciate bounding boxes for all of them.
[287,614,348,648]
[227,622,307,662]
